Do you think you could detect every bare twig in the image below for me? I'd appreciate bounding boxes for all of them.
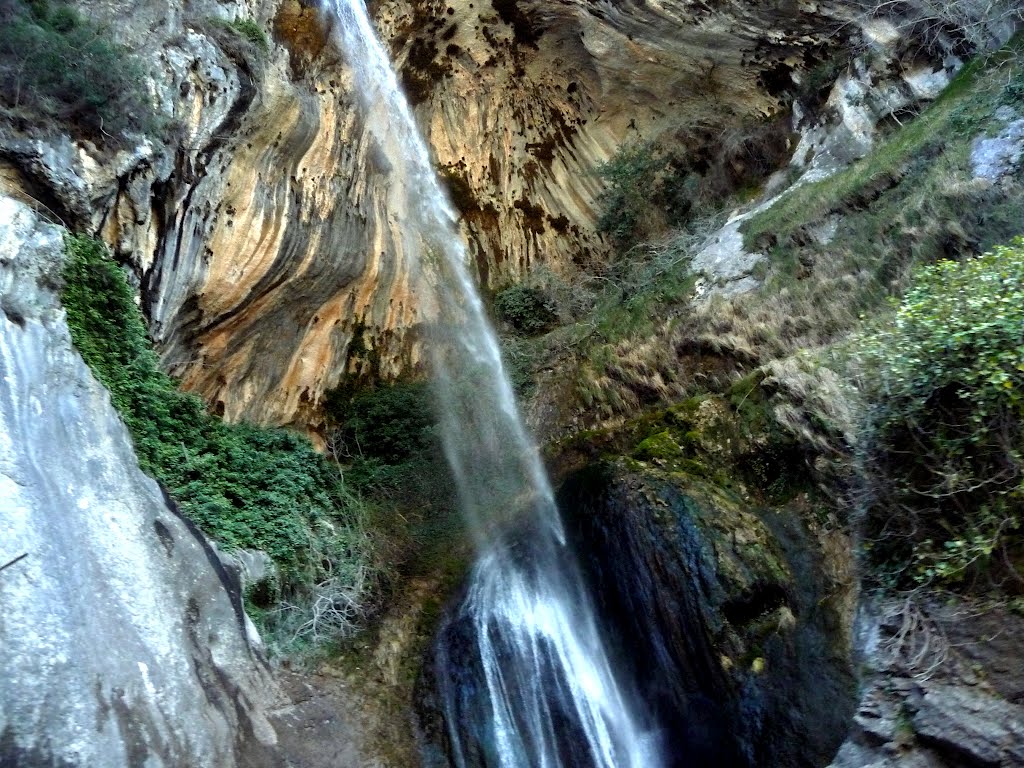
[0,552,28,574]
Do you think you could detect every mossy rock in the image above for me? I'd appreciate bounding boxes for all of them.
[558,459,855,766]
[551,368,812,505]
[634,429,686,463]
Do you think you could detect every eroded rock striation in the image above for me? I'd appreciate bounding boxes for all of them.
[3,0,422,433]
[2,0,862,432]
[387,0,854,285]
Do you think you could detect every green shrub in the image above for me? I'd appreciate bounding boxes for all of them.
[61,235,376,643]
[493,284,557,335]
[852,240,1024,588]
[326,381,438,464]
[227,18,269,53]
[324,381,456,522]
[203,16,270,60]
[598,119,791,250]
[0,0,153,140]
[597,141,665,248]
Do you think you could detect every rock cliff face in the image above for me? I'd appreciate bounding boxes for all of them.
[2,0,859,432]
[560,463,857,768]
[3,0,423,433]
[0,196,281,767]
[829,601,1024,768]
[386,0,853,285]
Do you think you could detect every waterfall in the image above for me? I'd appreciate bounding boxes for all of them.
[322,2,660,765]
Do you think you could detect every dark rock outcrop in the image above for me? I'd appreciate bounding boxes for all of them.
[416,449,858,767]
[830,601,1024,768]
[559,462,858,767]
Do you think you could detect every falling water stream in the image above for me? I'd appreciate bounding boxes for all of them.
[323,2,660,765]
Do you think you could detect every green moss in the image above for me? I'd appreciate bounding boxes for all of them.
[634,430,686,462]
[591,379,810,505]
[628,465,794,602]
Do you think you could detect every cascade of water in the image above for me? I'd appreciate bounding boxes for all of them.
[322,2,660,765]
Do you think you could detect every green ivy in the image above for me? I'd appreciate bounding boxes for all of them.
[853,239,1024,587]
[61,235,374,611]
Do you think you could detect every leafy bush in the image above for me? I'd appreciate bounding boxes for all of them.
[597,141,665,248]
[852,240,1024,588]
[326,381,438,464]
[0,0,153,140]
[493,284,557,335]
[324,381,456,523]
[598,120,791,249]
[61,235,376,643]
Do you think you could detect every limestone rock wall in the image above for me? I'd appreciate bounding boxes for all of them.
[386,0,856,286]
[1,0,858,432]
[2,0,421,433]
[0,195,281,767]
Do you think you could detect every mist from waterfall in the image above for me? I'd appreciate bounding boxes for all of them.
[322,2,660,765]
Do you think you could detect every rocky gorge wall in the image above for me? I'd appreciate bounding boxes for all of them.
[6,2,1024,767]
[3,0,421,434]
[379,0,855,284]
[0,195,282,767]
[1,0,862,434]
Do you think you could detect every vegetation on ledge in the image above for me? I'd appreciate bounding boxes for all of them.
[852,240,1024,589]
[61,234,377,650]
[513,35,1024,601]
[0,0,154,141]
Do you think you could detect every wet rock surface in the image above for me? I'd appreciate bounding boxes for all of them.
[419,429,859,768]
[557,462,858,768]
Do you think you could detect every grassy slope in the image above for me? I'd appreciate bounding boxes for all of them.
[512,42,1024,432]
[525,40,1024,594]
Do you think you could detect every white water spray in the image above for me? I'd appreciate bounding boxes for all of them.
[323,3,660,765]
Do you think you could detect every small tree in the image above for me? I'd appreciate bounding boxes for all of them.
[596,141,665,247]
[852,239,1024,588]
[493,284,557,335]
